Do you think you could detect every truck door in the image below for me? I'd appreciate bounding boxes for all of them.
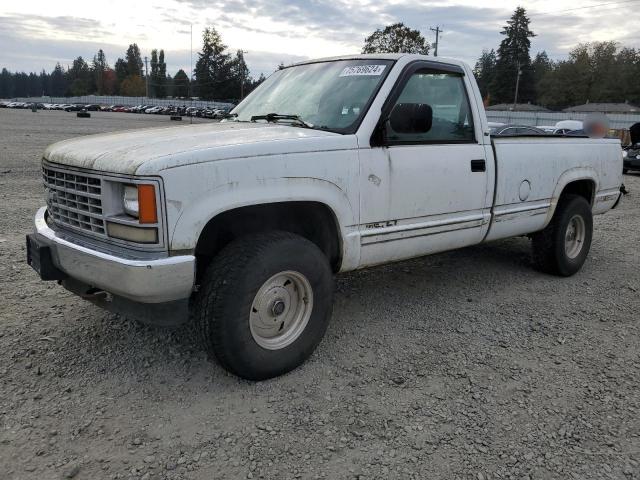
[358,62,492,266]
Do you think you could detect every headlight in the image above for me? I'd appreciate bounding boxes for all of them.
[122,184,158,224]
[123,185,139,217]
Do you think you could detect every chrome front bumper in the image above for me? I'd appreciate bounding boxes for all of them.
[32,207,195,303]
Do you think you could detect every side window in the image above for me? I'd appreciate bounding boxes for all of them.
[387,70,475,144]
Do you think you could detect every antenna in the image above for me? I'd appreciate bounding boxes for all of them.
[190,24,193,125]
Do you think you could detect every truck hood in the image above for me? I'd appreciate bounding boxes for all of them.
[43,122,351,175]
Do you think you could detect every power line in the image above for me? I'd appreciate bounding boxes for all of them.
[530,0,640,16]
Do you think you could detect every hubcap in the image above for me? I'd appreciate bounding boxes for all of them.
[565,214,586,259]
[249,271,313,350]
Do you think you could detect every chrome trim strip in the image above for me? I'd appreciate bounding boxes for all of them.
[361,212,487,238]
[361,213,489,246]
[493,200,551,217]
[362,222,484,246]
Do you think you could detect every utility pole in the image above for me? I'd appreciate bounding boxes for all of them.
[190,24,193,125]
[144,56,149,99]
[430,26,442,56]
[238,50,248,100]
[513,61,522,110]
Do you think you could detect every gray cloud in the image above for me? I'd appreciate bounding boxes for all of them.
[1,2,638,78]
[0,14,112,40]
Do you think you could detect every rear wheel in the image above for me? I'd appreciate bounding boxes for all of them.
[531,194,593,276]
[192,231,334,380]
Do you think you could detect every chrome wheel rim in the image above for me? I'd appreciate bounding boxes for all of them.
[249,271,313,350]
[565,214,586,259]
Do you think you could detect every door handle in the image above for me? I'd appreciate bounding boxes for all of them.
[471,159,486,172]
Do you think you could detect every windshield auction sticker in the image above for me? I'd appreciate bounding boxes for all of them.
[339,65,386,77]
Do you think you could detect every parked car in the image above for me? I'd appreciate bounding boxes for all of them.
[490,125,546,136]
[623,122,640,174]
[27,54,624,380]
[145,106,164,114]
[554,120,583,135]
[64,104,84,112]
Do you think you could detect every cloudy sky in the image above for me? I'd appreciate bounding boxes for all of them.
[1,0,638,79]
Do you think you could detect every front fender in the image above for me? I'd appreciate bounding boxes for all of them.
[168,176,361,271]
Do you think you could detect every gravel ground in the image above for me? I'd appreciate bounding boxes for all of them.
[1,108,639,480]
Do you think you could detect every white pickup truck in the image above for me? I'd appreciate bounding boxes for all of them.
[27,54,623,380]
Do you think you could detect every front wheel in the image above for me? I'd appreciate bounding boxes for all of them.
[531,194,593,276]
[192,231,334,380]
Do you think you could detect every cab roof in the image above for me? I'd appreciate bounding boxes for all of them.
[291,53,467,69]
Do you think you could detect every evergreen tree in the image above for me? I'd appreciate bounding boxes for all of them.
[50,63,67,96]
[617,47,640,105]
[92,49,108,95]
[125,43,144,77]
[67,56,91,95]
[232,50,249,99]
[362,23,430,55]
[0,68,14,98]
[150,49,159,97]
[157,50,167,98]
[532,51,553,102]
[173,69,190,98]
[490,7,536,105]
[114,57,128,91]
[27,72,41,96]
[473,49,497,102]
[194,27,231,100]
[13,72,29,97]
[39,69,50,96]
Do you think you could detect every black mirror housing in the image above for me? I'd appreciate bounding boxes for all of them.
[389,103,433,135]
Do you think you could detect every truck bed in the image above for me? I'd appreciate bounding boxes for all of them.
[485,136,623,241]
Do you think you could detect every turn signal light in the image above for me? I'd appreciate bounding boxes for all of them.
[138,184,157,224]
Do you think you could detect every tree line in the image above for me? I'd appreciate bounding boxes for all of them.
[0,28,265,101]
[361,11,640,111]
[473,8,640,109]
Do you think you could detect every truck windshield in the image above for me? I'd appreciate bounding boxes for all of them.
[228,59,394,133]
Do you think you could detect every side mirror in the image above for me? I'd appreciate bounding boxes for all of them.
[389,103,433,134]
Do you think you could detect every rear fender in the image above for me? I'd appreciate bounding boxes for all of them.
[543,167,598,227]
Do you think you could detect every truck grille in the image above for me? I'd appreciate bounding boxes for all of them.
[42,164,106,236]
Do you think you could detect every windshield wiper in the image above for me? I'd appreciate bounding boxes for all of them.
[250,113,313,128]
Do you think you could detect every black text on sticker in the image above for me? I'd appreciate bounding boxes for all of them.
[340,65,386,77]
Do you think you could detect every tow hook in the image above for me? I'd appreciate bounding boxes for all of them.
[620,184,629,196]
